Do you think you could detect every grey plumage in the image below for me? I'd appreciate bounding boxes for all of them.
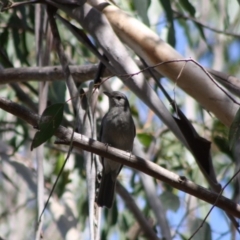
[97,91,136,208]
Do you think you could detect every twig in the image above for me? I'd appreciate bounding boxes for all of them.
[189,168,240,239]
[120,58,240,106]
[173,10,240,38]
[37,139,73,227]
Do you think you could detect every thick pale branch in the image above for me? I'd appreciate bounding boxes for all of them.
[92,1,239,126]
[43,0,189,149]
[0,97,240,218]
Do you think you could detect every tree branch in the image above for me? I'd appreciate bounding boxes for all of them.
[0,61,158,84]
[92,0,239,126]
[0,65,111,84]
[0,97,240,218]
[116,181,160,240]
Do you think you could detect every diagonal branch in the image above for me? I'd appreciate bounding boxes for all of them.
[91,0,239,126]
[0,97,240,218]
[116,181,160,240]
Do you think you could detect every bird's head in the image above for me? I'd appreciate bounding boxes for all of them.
[104,91,130,110]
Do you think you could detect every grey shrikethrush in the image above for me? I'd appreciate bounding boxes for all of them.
[96,91,136,208]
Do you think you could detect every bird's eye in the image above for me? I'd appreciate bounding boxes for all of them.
[116,97,121,101]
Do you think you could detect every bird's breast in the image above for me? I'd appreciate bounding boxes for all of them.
[101,111,135,151]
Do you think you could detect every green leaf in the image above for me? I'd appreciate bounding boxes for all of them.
[56,170,71,197]
[229,107,240,149]
[178,0,207,45]
[177,19,194,47]
[159,0,176,46]
[190,218,212,240]
[159,0,172,19]
[213,136,233,160]
[31,103,64,150]
[53,153,65,175]
[159,191,180,212]
[133,0,150,26]
[137,132,153,148]
[179,0,196,16]
[111,199,118,225]
[178,233,188,240]
[122,214,129,231]
[194,23,207,43]
[49,81,66,103]
[11,12,29,66]
[101,229,107,240]
[130,105,139,118]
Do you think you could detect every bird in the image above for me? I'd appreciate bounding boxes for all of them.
[96,91,136,208]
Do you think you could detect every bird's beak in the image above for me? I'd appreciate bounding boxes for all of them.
[103,91,111,98]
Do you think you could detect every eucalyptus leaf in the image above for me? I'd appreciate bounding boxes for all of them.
[137,132,153,148]
[190,218,212,240]
[179,0,196,16]
[31,103,64,150]
[159,0,176,46]
[159,191,180,212]
[133,0,150,26]
[229,107,240,149]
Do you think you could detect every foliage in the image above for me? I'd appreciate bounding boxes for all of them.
[0,0,240,240]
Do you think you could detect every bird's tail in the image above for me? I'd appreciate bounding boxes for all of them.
[96,172,116,209]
